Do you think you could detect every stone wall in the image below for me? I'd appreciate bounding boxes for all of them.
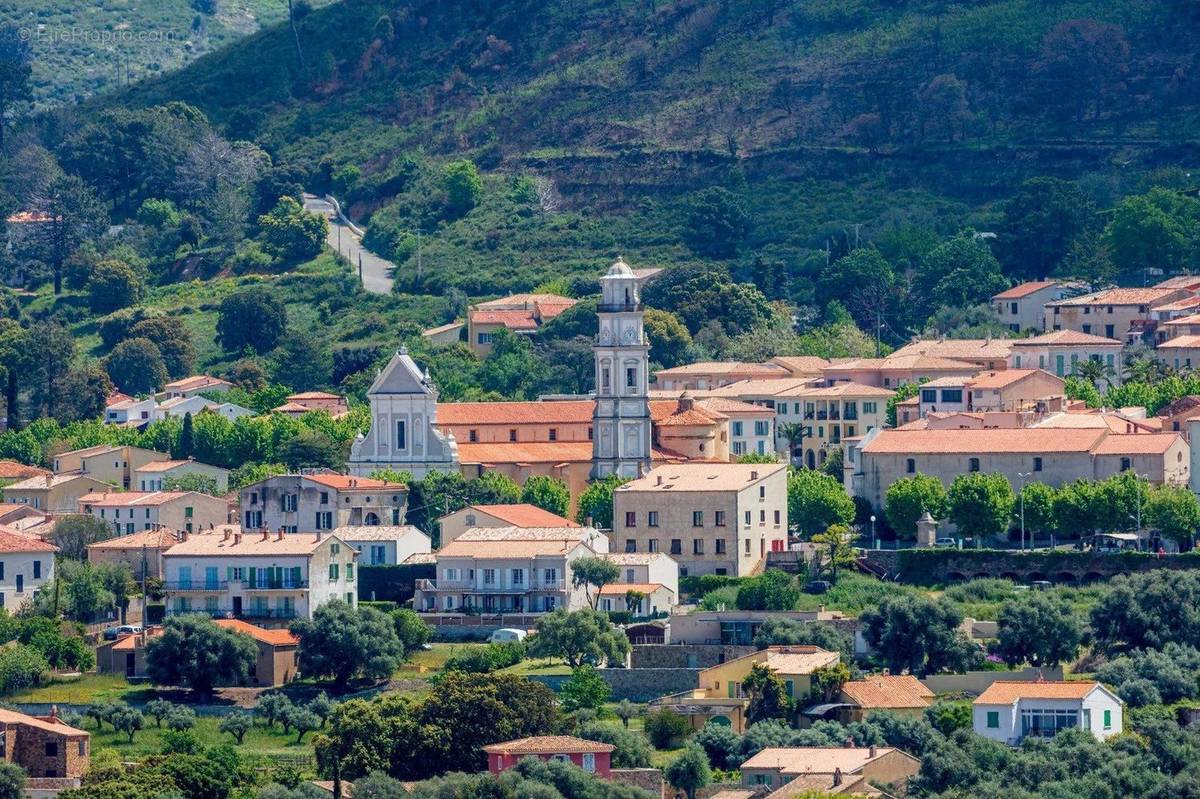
[922,666,1064,696]
[598,668,701,702]
[862,548,1200,586]
[611,768,665,798]
[631,645,756,669]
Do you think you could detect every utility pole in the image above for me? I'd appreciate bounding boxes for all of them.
[1017,472,1032,551]
[358,252,363,287]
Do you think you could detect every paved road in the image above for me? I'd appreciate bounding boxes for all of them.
[303,193,395,295]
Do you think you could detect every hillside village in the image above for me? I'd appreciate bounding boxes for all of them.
[2,1,1200,799]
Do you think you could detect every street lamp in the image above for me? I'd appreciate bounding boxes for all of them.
[870,515,877,551]
[1017,472,1032,552]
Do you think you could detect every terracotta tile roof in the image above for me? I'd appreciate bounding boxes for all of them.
[474,294,577,309]
[840,675,933,709]
[164,530,340,556]
[696,397,776,415]
[597,582,665,595]
[1092,433,1181,455]
[423,321,465,336]
[303,474,406,490]
[920,376,970,388]
[482,736,614,755]
[1163,313,1200,326]
[79,491,194,507]
[466,504,579,528]
[862,428,1105,454]
[1156,275,1200,289]
[650,400,726,424]
[768,356,831,374]
[86,528,180,550]
[763,646,841,674]
[782,382,896,399]
[436,538,584,558]
[273,401,316,413]
[136,460,218,474]
[456,526,595,542]
[437,400,595,425]
[0,461,48,480]
[1012,329,1123,346]
[471,310,539,329]
[6,474,104,491]
[1050,287,1180,306]
[696,378,819,398]
[59,444,122,459]
[741,746,899,774]
[165,375,231,392]
[214,618,299,646]
[1151,295,1200,313]
[617,463,786,493]
[0,708,86,736]
[889,339,1014,361]
[655,408,724,427]
[968,369,1061,390]
[653,362,791,379]
[105,392,133,407]
[332,525,429,542]
[880,354,994,371]
[993,281,1060,300]
[288,392,344,400]
[1156,335,1200,349]
[0,528,56,553]
[1158,395,1200,417]
[974,680,1103,704]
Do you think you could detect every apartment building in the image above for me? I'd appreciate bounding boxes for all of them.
[80,491,229,535]
[2,474,110,513]
[162,528,358,621]
[52,445,169,489]
[333,525,431,565]
[1009,330,1124,388]
[416,525,603,613]
[652,357,829,391]
[886,338,1013,371]
[611,463,788,577]
[86,527,179,580]
[821,353,983,388]
[134,458,230,493]
[238,473,408,533]
[849,427,1189,510]
[992,281,1077,332]
[773,383,893,469]
[1044,286,1187,343]
[917,370,1066,418]
[0,529,56,610]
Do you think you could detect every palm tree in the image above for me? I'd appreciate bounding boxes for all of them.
[1073,358,1113,391]
[779,422,805,465]
[1125,353,1160,384]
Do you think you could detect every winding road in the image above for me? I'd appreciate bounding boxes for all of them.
[303,193,396,295]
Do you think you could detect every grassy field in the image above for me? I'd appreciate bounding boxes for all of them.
[8,673,145,705]
[85,714,312,759]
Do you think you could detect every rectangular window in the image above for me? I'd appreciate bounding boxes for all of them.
[906,458,916,474]
[1033,457,1043,472]
[670,539,682,555]
[693,539,704,555]
[45,741,57,757]
[625,511,636,527]
[648,511,659,527]
[774,510,781,525]
[941,389,963,403]
[396,420,407,450]
[745,538,751,555]
[483,569,495,584]
[469,429,478,442]
[626,367,637,388]
[346,564,354,581]
[987,711,999,729]
[582,753,595,772]
[543,568,556,584]
[509,429,518,442]
[744,511,751,527]
[549,428,558,441]
[715,539,726,554]
[1103,709,1112,729]
[692,511,704,527]
[329,563,339,580]
[32,561,40,580]
[715,511,726,527]
[863,402,877,414]
[969,458,980,472]
[648,539,659,553]
[511,569,524,585]
[320,492,329,505]
[732,421,744,436]
[625,539,636,553]
[921,389,937,403]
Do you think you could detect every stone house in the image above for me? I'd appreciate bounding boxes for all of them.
[238,473,407,533]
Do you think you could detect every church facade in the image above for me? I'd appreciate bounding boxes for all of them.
[347,348,460,478]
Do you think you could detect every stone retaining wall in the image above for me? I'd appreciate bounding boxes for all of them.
[631,645,756,669]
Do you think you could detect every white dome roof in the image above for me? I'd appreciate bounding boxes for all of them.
[606,257,633,277]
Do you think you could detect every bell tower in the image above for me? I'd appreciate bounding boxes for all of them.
[591,258,651,479]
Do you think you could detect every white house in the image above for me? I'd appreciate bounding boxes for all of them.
[134,459,230,493]
[163,375,233,399]
[333,525,431,566]
[212,402,256,421]
[162,528,358,621]
[104,398,158,426]
[157,396,218,420]
[596,552,679,616]
[972,681,1123,744]
[0,528,56,611]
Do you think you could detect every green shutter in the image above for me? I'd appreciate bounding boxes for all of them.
[248,569,257,588]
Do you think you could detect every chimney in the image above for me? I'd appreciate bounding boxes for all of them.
[181,530,189,542]
[315,531,323,543]
[233,532,242,545]
[657,475,663,486]
[833,768,842,787]
[261,529,269,541]
[223,529,231,541]
[277,528,285,541]
[869,745,877,758]
[750,470,758,480]
[843,737,855,749]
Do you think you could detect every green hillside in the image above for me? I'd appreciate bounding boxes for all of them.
[5,0,333,106]
[100,0,1200,295]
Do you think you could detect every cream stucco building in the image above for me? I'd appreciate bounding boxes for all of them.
[611,463,788,577]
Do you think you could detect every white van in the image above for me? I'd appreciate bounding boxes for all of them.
[489,628,528,643]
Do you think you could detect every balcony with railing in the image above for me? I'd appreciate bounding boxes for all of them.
[167,606,298,620]
[164,581,227,592]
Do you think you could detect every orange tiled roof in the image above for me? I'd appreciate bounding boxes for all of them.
[483,736,613,755]
[1156,275,1200,290]
[1092,433,1181,455]
[1050,287,1179,306]
[471,310,539,329]
[1013,329,1123,346]
[303,474,405,490]
[214,618,299,646]
[840,675,933,709]
[974,680,1102,704]
[79,491,194,507]
[287,391,343,400]
[0,461,48,480]
[474,294,577,310]
[618,463,786,492]
[1151,295,1200,313]
[993,281,1060,300]
[165,530,337,556]
[86,528,179,550]
[0,528,55,553]
[740,746,901,775]
[967,369,1060,390]
[467,504,580,528]
[1157,335,1200,349]
[0,708,85,736]
[889,339,1014,361]
[653,361,791,378]
[695,397,775,415]
[164,375,231,392]
[768,356,831,374]
[436,538,584,558]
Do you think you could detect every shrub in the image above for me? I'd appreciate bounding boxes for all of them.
[577,721,653,767]
[644,708,691,749]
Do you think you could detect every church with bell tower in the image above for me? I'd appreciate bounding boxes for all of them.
[591,258,652,479]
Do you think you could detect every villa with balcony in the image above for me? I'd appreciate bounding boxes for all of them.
[161,527,358,623]
[415,525,604,614]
